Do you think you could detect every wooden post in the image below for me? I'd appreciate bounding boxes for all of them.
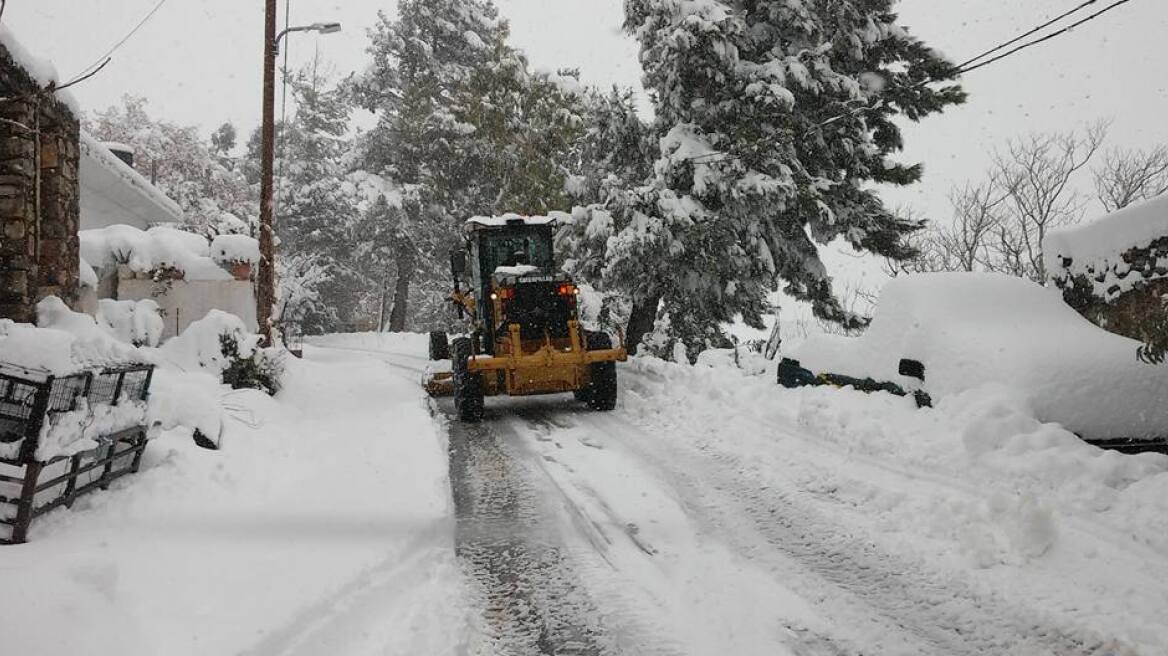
[63,454,81,507]
[257,0,278,345]
[10,461,41,544]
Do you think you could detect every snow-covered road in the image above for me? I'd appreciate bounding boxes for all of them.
[363,330,1162,656]
[431,384,1146,655]
[7,333,1166,655]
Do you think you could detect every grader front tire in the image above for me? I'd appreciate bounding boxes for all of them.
[452,337,484,422]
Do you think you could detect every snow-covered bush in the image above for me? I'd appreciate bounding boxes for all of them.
[160,310,285,395]
[219,334,285,396]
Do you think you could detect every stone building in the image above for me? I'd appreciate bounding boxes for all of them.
[1046,193,1168,362]
[0,36,81,323]
[1,32,258,337]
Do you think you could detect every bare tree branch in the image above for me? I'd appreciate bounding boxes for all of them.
[1094,144,1168,211]
[990,120,1108,281]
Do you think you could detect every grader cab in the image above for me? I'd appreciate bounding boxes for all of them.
[426,214,627,421]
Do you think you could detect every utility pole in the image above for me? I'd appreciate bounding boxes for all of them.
[257,0,278,345]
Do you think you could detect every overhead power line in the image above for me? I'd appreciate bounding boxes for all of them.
[956,0,1101,70]
[958,0,1136,75]
[681,0,1142,165]
[68,0,171,83]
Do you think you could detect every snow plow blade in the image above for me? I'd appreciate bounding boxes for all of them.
[424,371,455,397]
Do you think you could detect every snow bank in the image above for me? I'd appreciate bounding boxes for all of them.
[0,300,152,459]
[792,273,1168,439]
[0,300,265,459]
[1045,193,1168,300]
[10,297,145,374]
[96,299,164,348]
[145,368,223,442]
[0,297,161,375]
[157,310,258,375]
[1,342,462,656]
[620,355,1168,648]
[80,224,233,281]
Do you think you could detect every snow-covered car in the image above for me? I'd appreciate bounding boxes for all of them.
[790,272,1168,441]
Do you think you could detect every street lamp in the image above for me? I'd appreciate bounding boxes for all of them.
[275,22,343,54]
[258,3,341,345]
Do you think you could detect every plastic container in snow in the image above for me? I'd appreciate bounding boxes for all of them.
[0,361,154,544]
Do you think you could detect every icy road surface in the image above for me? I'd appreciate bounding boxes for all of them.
[351,332,1159,656]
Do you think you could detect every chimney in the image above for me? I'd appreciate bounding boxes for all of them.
[103,142,135,169]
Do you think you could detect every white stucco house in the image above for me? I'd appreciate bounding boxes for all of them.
[78,135,259,339]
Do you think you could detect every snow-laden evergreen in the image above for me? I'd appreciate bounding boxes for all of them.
[273,64,367,333]
[595,0,966,356]
[353,0,584,331]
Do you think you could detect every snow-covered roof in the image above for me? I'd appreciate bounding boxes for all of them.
[493,265,540,277]
[0,26,81,114]
[466,212,568,228]
[1045,193,1168,300]
[80,132,184,230]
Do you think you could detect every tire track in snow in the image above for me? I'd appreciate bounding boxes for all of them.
[446,405,613,656]
[581,407,1140,656]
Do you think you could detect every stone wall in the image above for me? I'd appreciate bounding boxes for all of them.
[0,43,81,323]
[1056,236,1168,363]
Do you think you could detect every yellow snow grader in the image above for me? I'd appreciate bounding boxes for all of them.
[425,214,627,421]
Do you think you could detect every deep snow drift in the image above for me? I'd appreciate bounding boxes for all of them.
[793,272,1168,439]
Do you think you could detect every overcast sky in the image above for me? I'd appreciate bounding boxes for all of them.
[7,0,1168,228]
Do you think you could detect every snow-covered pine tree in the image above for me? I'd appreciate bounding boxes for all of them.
[354,0,584,331]
[354,1,506,332]
[620,0,965,356]
[556,88,656,332]
[275,62,366,333]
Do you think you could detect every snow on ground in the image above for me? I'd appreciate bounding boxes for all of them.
[361,333,1167,654]
[614,357,1168,653]
[1,335,465,656]
[6,328,1166,655]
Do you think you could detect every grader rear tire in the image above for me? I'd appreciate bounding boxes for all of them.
[587,362,617,411]
[578,332,617,411]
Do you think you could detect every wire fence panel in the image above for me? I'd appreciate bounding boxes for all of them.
[0,363,155,544]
